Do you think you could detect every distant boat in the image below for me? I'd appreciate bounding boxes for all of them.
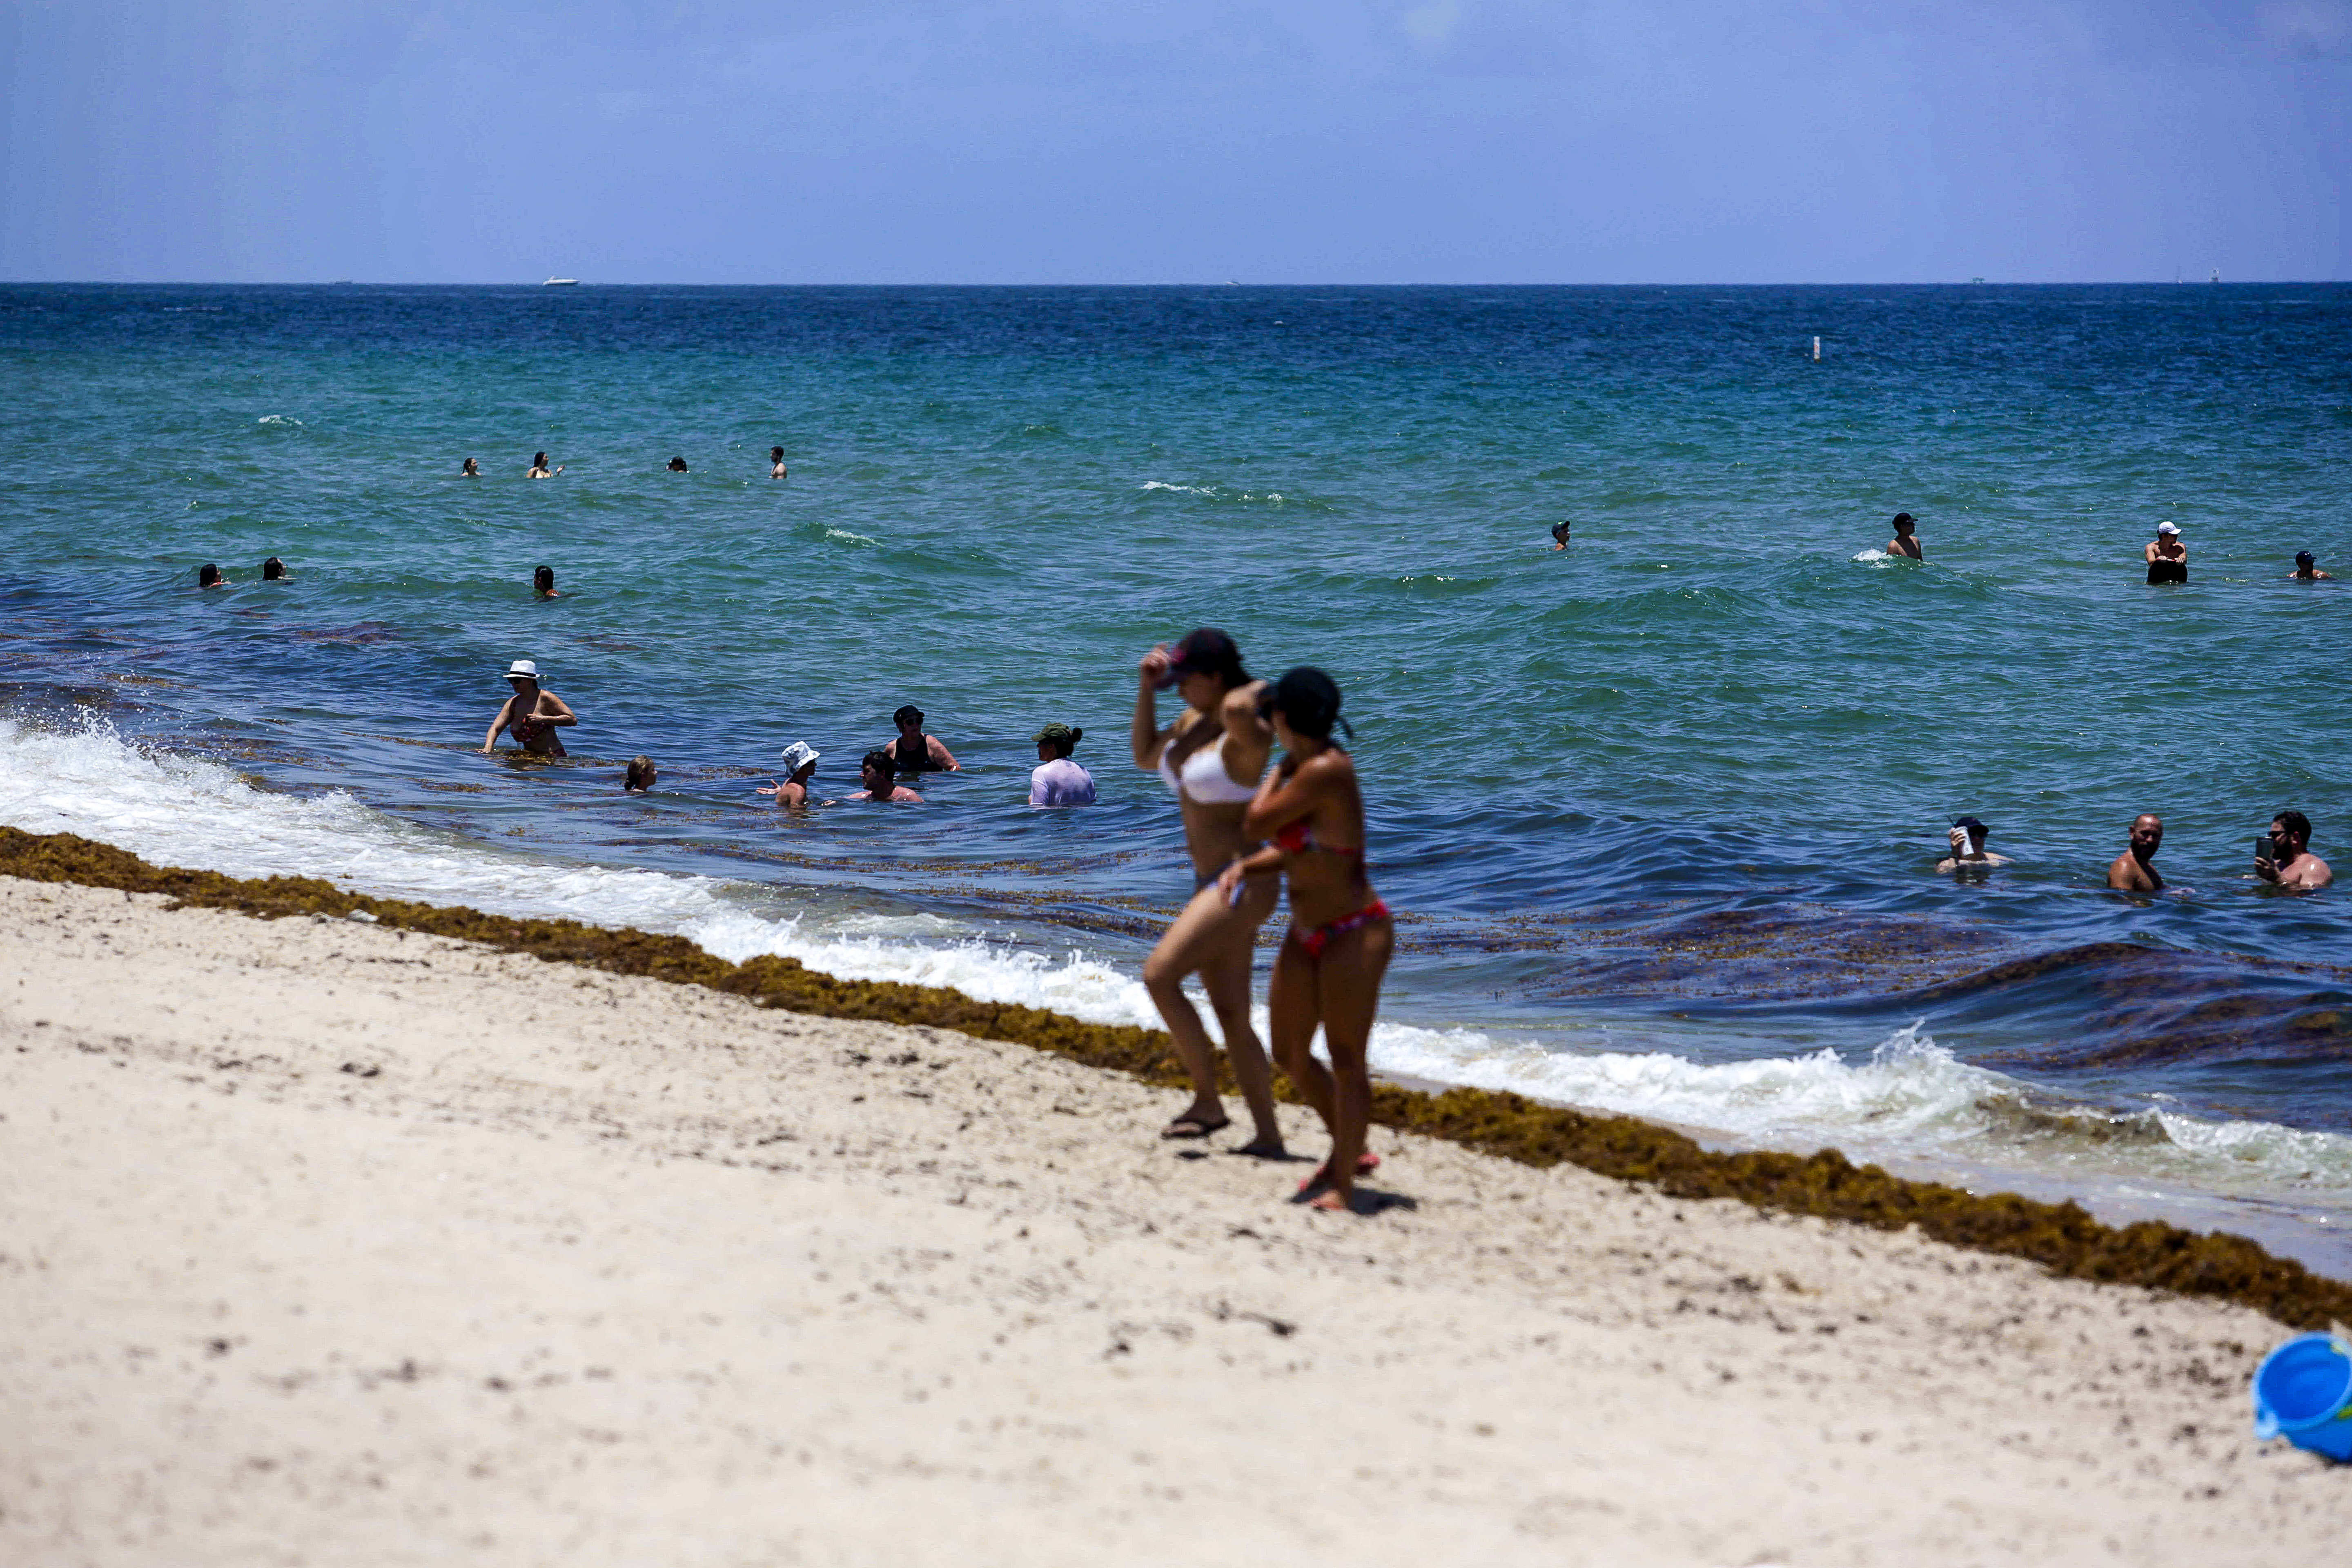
[543,277,580,287]
[2209,270,2221,284]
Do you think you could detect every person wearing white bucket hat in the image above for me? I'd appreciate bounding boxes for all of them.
[2145,521,2187,584]
[757,742,823,810]
[481,658,577,756]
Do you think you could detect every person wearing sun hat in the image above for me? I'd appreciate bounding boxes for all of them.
[1028,723,1096,806]
[2145,521,2187,584]
[481,658,577,755]
[758,741,823,810]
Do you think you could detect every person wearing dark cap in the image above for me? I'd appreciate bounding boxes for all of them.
[1549,521,1571,550]
[1029,724,1096,806]
[1937,816,2009,873]
[1220,667,1392,1213]
[1886,513,1922,560]
[1131,627,1283,1152]
[886,705,958,775]
[2291,552,2334,581]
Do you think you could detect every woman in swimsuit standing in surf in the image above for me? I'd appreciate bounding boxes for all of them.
[1218,667,1391,1213]
[1131,628,1283,1154]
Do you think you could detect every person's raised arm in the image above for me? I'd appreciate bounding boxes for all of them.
[1243,751,1326,841]
[927,735,959,771]
[1217,681,1272,784]
[1132,647,1173,770]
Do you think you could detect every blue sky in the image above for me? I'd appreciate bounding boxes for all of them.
[3,0,2346,282]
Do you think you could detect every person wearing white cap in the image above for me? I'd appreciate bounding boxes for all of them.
[2145,521,2187,584]
[757,742,822,810]
[481,659,577,755]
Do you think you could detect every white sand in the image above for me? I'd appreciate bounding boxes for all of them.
[0,875,2342,1566]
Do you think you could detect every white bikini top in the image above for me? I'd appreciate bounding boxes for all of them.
[1158,733,1259,804]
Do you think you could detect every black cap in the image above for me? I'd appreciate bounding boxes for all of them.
[892,704,924,727]
[1892,512,1916,526]
[1953,815,1987,834]
[1162,628,1246,688]
[2298,551,2316,566]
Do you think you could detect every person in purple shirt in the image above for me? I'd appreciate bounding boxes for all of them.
[1029,724,1096,806]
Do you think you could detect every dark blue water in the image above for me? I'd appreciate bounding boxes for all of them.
[5,283,2350,1261]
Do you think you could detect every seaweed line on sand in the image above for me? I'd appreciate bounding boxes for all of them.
[4,824,2345,1327]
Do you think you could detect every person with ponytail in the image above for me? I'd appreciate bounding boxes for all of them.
[1218,667,1392,1212]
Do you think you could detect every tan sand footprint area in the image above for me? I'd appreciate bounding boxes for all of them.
[1,874,2345,1566]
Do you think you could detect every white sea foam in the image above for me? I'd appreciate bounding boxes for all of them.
[7,716,2352,1212]
[256,415,303,426]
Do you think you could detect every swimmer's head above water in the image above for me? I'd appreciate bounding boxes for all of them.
[860,749,898,794]
[261,557,287,581]
[667,456,688,472]
[197,563,224,588]
[624,755,657,793]
[778,741,820,784]
[461,457,479,477]
[1033,723,1082,761]
[533,565,558,598]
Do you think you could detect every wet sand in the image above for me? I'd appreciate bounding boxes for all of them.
[0,875,2340,1565]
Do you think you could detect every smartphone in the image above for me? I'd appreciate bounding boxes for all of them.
[2256,835,2277,868]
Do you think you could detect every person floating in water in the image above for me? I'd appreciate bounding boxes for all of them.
[461,457,480,477]
[769,446,788,479]
[261,557,288,581]
[849,749,923,802]
[1028,724,1096,806]
[196,563,227,589]
[2291,552,2334,581]
[2256,810,2332,890]
[666,457,689,472]
[1549,521,1571,550]
[527,452,561,478]
[1937,815,2009,873]
[623,756,658,793]
[2106,813,2164,892]
[482,659,577,756]
[533,565,560,599]
[888,705,959,774]
[757,742,822,809]
[2145,522,2187,584]
[1887,513,1922,560]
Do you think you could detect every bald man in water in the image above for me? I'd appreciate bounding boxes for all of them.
[2107,813,2164,892]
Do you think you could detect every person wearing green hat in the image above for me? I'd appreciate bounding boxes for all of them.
[1028,723,1096,806]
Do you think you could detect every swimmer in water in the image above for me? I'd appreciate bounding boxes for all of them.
[2291,552,2334,581]
[261,557,288,581]
[481,659,577,756]
[2145,522,2187,584]
[2106,813,2164,892]
[533,565,560,599]
[623,756,658,793]
[1218,667,1392,1212]
[1937,815,2010,873]
[2256,810,2332,890]
[461,457,479,477]
[197,564,227,589]
[1887,513,1923,560]
[1549,521,1572,550]
[1134,628,1282,1153]
[849,749,923,802]
[666,456,688,472]
[527,452,561,479]
[769,446,788,479]
[757,742,822,809]
[887,706,959,775]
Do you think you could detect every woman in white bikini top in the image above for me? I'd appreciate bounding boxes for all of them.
[1129,628,1283,1155]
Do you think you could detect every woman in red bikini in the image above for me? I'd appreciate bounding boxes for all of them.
[1217,667,1391,1213]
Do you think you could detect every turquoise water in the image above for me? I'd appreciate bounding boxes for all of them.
[5,283,2351,1265]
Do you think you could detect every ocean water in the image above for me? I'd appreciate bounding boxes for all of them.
[5,283,2351,1269]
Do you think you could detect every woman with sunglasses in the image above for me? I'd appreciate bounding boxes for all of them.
[1218,667,1391,1212]
[1132,628,1283,1153]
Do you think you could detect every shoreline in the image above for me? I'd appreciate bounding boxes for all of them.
[3,824,2348,1324]
[2,870,2345,1560]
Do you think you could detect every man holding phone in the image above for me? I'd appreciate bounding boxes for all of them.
[2256,811,2332,890]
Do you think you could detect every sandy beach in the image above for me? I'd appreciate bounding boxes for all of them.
[0,874,2342,1566]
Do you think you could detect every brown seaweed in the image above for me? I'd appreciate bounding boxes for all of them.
[4,824,2347,1327]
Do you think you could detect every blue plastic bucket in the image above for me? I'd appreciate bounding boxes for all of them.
[2252,1333,2352,1461]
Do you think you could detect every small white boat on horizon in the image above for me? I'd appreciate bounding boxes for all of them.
[542,277,580,287]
